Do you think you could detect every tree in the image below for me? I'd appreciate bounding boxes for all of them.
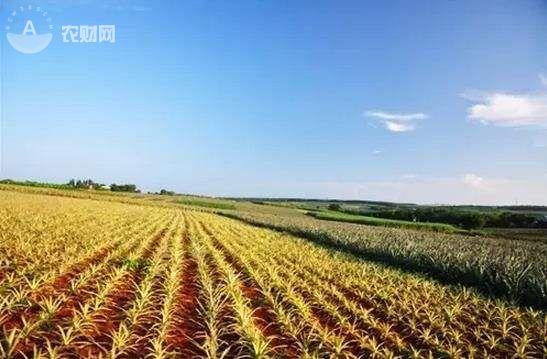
[110,184,139,193]
[67,178,103,189]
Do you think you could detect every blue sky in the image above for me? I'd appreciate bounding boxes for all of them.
[1,0,546,204]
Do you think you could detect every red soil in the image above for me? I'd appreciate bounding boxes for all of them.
[165,252,202,356]
[1,244,117,332]
[75,230,167,358]
[75,271,140,358]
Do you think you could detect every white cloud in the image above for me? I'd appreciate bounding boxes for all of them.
[365,111,428,133]
[463,92,547,127]
[463,75,547,127]
[462,173,488,190]
[372,149,382,155]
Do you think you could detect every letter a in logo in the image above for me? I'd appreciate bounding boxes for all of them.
[22,20,37,36]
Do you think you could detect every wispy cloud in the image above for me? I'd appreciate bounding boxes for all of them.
[365,111,428,121]
[365,111,427,133]
[372,149,382,155]
[462,173,488,190]
[462,75,547,128]
[540,73,547,87]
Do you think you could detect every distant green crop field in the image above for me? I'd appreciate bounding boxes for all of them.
[176,198,236,210]
[308,210,461,233]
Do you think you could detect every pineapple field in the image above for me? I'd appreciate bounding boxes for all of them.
[0,189,545,358]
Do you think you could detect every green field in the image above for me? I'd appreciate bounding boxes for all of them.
[308,210,461,233]
[175,198,236,210]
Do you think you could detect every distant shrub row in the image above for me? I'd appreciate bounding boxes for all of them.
[309,210,460,233]
[343,207,546,230]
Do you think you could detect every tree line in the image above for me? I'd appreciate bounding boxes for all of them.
[354,207,546,229]
[67,179,139,193]
[109,183,139,193]
[1,178,142,194]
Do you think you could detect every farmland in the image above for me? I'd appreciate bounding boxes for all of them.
[0,188,546,358]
